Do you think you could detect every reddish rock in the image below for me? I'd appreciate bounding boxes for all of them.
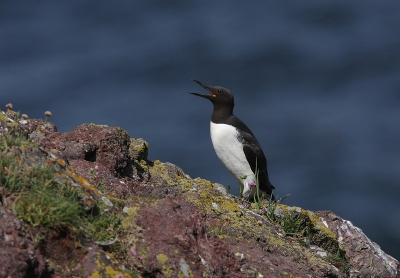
[125,195,336,277]
[40,123,132,178]
[0,205,46,277]
[1,113,399,278]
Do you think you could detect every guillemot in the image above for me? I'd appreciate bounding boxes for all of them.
[189,80,275,200]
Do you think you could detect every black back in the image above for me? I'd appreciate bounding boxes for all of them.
[189,80,275,198]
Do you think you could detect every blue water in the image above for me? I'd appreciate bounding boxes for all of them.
[1,1,399,260]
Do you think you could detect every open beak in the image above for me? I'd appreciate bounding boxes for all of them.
[188,80,216,99]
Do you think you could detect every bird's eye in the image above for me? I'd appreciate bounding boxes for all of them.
[217,89,222,94]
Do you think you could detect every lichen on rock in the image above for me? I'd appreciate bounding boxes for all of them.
[0,108,399,278]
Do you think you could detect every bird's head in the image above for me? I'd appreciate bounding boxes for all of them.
[189,80,234,108]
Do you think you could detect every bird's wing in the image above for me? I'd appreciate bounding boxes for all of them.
[238,131,267,174]
[239,131,275,191]
[242,143,267,174]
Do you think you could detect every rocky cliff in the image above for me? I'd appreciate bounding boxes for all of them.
[0,107,399,278]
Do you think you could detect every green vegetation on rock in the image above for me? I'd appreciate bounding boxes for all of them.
[0,133,82,228]
[0,126,122,239]
[1,108,370,277]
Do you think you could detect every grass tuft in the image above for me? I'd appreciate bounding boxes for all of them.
[3,164,84,228]
[327,253,350,275]
[0,126,122,239]
[16,189,82,228]
[83,202,122,242]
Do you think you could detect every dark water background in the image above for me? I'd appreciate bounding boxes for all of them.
[1,1,399,260]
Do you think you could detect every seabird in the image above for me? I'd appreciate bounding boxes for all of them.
[189,80,275,200]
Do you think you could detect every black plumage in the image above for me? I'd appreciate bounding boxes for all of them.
[189,80,275,200]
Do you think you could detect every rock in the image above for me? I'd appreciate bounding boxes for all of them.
[26,119,58,145]
[79,243,128,277]
[40,123,131,178]
[0,205,46,277]
[129,137,149,161]
[0,112,399,277]
[316,211,399,278]
[129,137,151,181]
[39,123,141,198]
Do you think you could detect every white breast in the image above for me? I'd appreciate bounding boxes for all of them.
[210,122,254,198]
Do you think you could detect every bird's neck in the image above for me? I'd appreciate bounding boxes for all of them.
[211,104,233,124]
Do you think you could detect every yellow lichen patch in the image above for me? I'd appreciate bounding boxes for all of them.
[88,267,132,278]
[87,270,102,278]
[88,251,133,278]
[129,138,149,160]
[121,205,141,229]
[222,199,242,216]
[177,177,222,197]
[157,253,169,265]
[112,126,129,140]
[138,159,148,167]
[156,253,174,278]
[184,182,242,218]
[147,160,194,188]
[64,166,100,195]
[190,177,215,189]
[121,201,151,260]
[57,158,66,167]
[148,160,176,186]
